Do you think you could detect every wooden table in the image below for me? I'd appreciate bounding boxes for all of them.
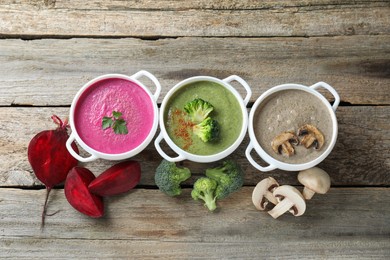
[1,1,389,258]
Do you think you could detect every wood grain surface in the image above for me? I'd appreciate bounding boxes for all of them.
[1,2,389,37]
[3,0,389,10]
[1,0,389,258]
[1,106,389,187]
[0,36,389,106]
[0,187,389,258]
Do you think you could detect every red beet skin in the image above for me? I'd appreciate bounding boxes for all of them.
[65,167,104,218]
[88,160,141,196]
[27,115,79,228]
[28,115,79,189]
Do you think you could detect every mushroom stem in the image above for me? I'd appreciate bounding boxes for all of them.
[298,124,325,150]
[271,131,299,157]
[268,199,294,219]
[265,191,278,205]
[252,177,280,211]
[267,185,306,218]
[302,187,316,200]
[297,167,331,200]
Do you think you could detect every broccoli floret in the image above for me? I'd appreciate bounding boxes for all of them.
[193,117,220,142]
[184,98,214,124]
[191,177,218,211]
[205,160,244,200]
[155,160,191,196]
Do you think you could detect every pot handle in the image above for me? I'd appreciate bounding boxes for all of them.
[310,81,340,112]
[245,142,276,172]
[154,132,186,162]
[66,133,98,163]
[131,70,162,100]
[223,75,252,106]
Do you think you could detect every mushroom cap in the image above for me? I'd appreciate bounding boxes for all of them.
[252,177,279,210]
[298,167,331,194]
[272,185,306,216]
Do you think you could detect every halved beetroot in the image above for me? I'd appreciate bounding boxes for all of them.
[88,160,141,196]
[65,167,104,218]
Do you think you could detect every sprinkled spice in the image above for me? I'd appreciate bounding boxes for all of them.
[170,108,195,150]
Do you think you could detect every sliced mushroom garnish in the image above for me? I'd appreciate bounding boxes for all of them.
[297,124,325,150]
[271,131,299,157]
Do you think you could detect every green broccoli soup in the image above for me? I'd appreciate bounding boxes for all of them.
[164,81,243,155]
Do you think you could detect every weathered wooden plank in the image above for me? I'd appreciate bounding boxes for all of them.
[3,0,388,11]
[0,3,389,37]
[1,237,389,259]
[0,187,389,258]
[0,36,389,106]
[0,106,389,187]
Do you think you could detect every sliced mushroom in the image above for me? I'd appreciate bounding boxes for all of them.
[268,185,306,219]
[271,131,299,157]
[297,124,325,150]
[298,167,331,200]
[252,177,280,211]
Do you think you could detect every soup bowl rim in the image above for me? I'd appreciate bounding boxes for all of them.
[67,73,160,161]
[157,75,249,163]
[246,83,339,171]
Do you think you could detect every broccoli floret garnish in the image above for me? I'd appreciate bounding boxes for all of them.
[205,160,244,200]
[184,98,214,124]
[191,177,218,211]
[155,160,191,196]
[193,117,220,142]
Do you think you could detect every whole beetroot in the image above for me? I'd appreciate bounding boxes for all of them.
[27,115,79,228]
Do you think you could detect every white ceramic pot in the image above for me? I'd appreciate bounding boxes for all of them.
[66,70,161,162]
[155,75,252,163]
[246,81,340,172]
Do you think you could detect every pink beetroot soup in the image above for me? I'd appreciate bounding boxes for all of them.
[74,78,154,154]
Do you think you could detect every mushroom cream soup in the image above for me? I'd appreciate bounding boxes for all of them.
[253,89,333,164]
[74,78,154,154]
[164,81,243,155]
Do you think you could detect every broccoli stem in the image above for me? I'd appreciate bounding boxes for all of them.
[199,193,217,211]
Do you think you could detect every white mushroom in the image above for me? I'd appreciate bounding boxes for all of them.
[297,167,331,200]
[252,177,280,210]
[268,185,306,219]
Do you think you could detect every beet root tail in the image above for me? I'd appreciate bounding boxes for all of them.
[41,187,51,230]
